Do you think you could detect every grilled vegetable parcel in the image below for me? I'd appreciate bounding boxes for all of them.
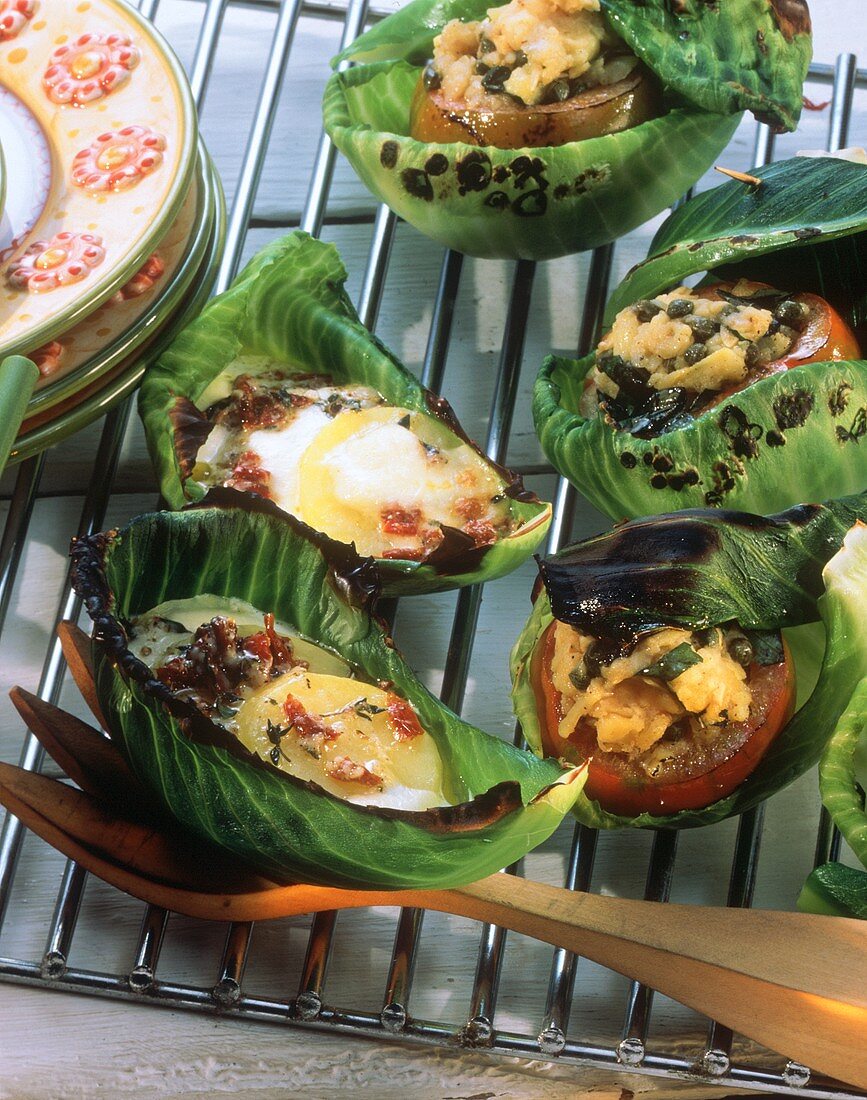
[138,232,550,595]
[322,0,811,259]
[72,507,584,889]
[510,494,867,829]
[535,155,867,519]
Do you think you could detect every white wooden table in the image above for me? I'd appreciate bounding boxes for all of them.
[0,2,864,1096]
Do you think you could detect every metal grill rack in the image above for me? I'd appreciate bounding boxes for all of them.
[0,1,864,1095]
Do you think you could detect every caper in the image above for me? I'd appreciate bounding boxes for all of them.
[568,662,591,691]
[683,343,708,365]
[479,35,495,53]
[685,315,717,342]
[745,342,768,370]
[513,49,528,67]
[727,635,754,668]
[666,298,695,319]
[475,61,490,76]
[481,65,512,92]
[692,627,719,649]
[542,77,571,104]
[634,300,662,323]
[423,63,441,91]
[774,298,809,331]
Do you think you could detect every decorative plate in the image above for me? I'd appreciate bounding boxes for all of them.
[9,154,224,464]
[0,0,196,359]
[26,140,215,417]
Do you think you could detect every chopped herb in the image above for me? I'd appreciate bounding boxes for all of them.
[641,643,703,682]
[266,719,288,746]
[217,700,239,720]
[422,441,440,459]
[718,287,789,311]
[397,413,412,430]
[354,699,386,720]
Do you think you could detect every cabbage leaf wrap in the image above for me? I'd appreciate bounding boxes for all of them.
[72,506,585,890]
[139,231,550,595]
[320,0,810,258]
[510,497,867,829]
[535,157,867,519]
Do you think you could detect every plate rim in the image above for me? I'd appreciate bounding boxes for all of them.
[26,136,216,417]
[8,152,225,465]
[0,0,199,360]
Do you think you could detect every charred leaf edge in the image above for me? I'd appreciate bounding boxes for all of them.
[69,513,560,834]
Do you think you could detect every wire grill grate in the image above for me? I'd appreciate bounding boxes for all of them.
[0,1,864,1095]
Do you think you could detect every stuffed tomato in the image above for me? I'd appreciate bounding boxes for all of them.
[511,492,867,829]
[322,0,810,260]
[138,232,550,596]
[72,506,584,889]
[535,155,867,518]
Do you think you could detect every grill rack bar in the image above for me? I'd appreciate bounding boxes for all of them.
[0,0,862,1095]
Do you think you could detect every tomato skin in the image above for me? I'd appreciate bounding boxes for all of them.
[696,283,862,406]
[532,621,796,817]
[409,67,662,151]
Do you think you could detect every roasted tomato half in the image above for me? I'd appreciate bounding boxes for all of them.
[409,65,662,151]
[698,282,862,404]
[531,620,796,817]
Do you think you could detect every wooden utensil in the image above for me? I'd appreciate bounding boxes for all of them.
[3,626,866,1089]
[0,356,39,475]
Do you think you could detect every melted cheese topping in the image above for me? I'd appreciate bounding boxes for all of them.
[129,598,449,812]
[235,670,447,811]
[191,363,515,560]
[434,0,624,108]
[298,405,507,557]
[549,621,752,757]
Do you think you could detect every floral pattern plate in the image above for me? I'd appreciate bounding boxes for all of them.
[0,0,196,359]
[26,139,215,417]
[9,152,224,464]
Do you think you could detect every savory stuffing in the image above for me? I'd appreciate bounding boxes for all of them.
[430,0,635,108]
[547,620,755,772]
[593,282,806,405]
[191,357,518,560]
[128,597,447,810]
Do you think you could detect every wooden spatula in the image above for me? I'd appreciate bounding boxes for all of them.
[3,626,865,1089]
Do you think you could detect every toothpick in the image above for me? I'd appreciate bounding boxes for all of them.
[714,166,763,188]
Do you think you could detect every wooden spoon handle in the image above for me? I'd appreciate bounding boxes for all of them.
[430,876,867,1089]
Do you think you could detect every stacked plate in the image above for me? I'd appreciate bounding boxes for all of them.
[0,0,224,464]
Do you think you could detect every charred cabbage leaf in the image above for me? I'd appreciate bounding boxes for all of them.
[73,507,584,890]
[335,0,810,132]
[510,505,867,829]
[538,493,867,643]
[535,158,867,519]
[139,231,550,594]
[323,60,737,261]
